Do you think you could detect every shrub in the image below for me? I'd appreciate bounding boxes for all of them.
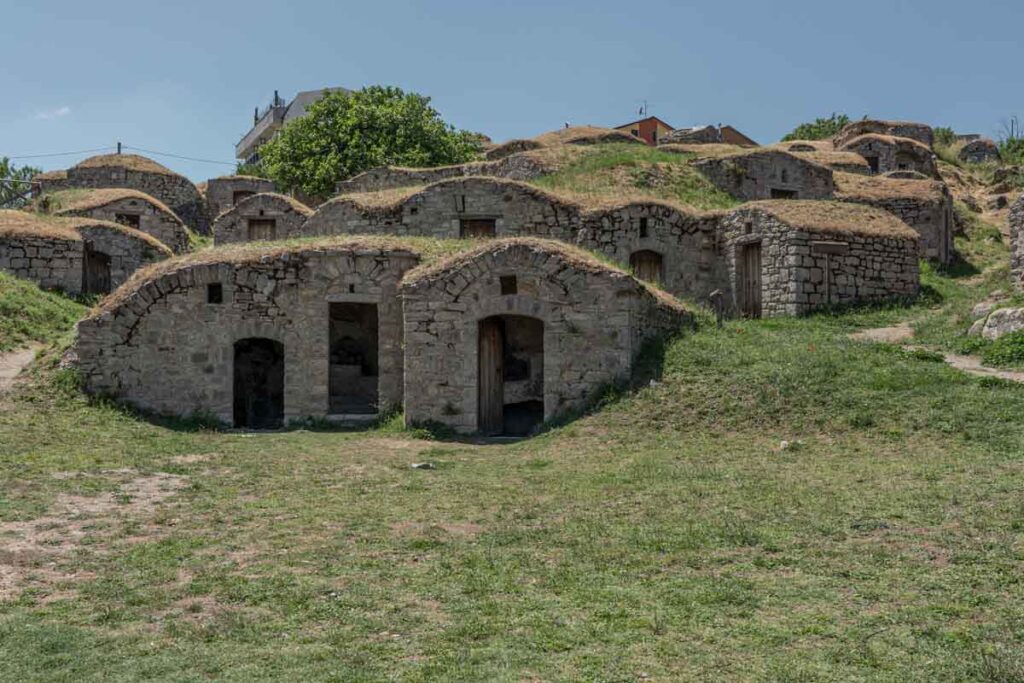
[982,331,1024,368]
[781,113,851,142]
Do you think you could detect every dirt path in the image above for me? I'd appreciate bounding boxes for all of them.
[850,325,1024,384]
[0,345,41,393]
[906,347,1024,383]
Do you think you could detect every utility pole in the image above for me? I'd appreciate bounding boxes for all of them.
[116,141,122,155]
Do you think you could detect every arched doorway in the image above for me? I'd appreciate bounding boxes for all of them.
[478,315,544,436]
[630,249,663,283]
[233,338,284,428]
[82,241,112,294]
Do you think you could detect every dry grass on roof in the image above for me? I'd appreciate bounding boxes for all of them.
[777,140,836,152]
[0,210,82,241]
[533,126,643,147]
[0,210,174,251]
[742,200,918,239]
[239,193,313,215]
[33,169,68,181]
[841,133,933,153]
[403,236,689,312]
[47,188,181,219]
[833,172,945,202]
[93,234,476,315]
[657,143,747,159]
[73,153,178,176]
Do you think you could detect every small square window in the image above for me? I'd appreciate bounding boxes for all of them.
[639,217,649,238]
[500,275,517,295]
[207,283,223,304]
[744,222,753,235]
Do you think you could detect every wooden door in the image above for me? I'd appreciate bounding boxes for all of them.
[478,318,505,435]
[461,219,496,239]
[630,250,663,283]
[738,243,762,318]
[248,219,276,241]
[82,242,112,295]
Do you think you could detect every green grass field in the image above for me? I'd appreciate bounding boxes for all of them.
[2,159,1024,681]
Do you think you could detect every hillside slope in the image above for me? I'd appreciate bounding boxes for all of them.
[0,271,86,352]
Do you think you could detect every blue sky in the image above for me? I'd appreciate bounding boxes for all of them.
[2,0,1022,181]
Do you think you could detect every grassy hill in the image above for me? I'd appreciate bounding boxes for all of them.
[0,271,86,352]
[531,143,740,211]
[2,146,1024,680]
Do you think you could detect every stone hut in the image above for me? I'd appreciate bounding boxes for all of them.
[774,141,872,175]
[693,149,835,201]
[834,172,954,263]
[719,201,920,317]
[484,126,643,161]
[839,135,938,177]
[212,193,313,245]
[205,176,277,223]
[335,151,563,194]
[76,237,424,426]
[36,154,209,235]
[401,239,690,435]
[0,210,172,295]
[305,177,582,242]
[46,188,192,254]
[575,200,727,300]
[1010,194,1024,289]
[833,120,935,149]
[956,138,1000,164]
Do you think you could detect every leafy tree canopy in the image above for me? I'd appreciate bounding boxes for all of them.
[0,157,42,209]
[781,113,851,142]
[259,86,482,199]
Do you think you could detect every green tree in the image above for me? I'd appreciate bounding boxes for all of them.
[234,161,269,179]
[781,113,852,142]
[259,86,482,199]
[0,157,42,209]
[933,126,957,147]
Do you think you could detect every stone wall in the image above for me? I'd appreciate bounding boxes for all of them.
[958,139,1000,164]
[0,233,82,292]
[307,178,581,242]
[212,193,312,245]
[576,203,729,302]
[694,151,835,201]
[834,120,935,148]
[76,246,419,423]
[1010,195,1024,290]
[719,207,920,316]
[205,176,277,223]
[837,185,954,264]
[840,135,938,177]
[401,240,690,433]
[0,222,169,296]
[335,154,550,194]
[60,195,192,254]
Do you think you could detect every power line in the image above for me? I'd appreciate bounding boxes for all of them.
[7,146,113,160]
[122,145,237,167]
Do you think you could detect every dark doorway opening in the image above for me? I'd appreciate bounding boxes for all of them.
[478,315,544,436]
[630,249,664,283]
[248,219,276,241]
[329,303,379,414]
[737,242,762,318]
[769,188,798,199]
[233,338,285,429]
[865,156,880,173]
[460,218,496,239]
[82,241,112,295]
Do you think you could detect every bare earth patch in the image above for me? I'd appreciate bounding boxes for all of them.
[0,345,41,394]
[849,323,915,344]
[0,471,187,601]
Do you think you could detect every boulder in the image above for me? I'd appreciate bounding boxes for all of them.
[981,307,1024,340]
